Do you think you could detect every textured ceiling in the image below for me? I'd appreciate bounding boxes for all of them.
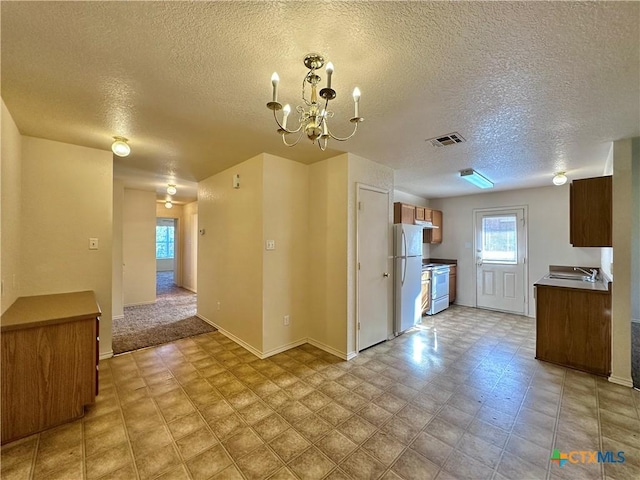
[2,1,638,201]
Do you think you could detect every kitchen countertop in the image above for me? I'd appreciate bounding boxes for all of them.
[534,265,611,294]
[1,291,101,331]
[423,258,457,265]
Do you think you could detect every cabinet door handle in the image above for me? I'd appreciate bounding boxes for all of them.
[383,273,389,277]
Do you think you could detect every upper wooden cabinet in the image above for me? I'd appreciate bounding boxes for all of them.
[393,202,415,224]
[570,176,612,247]
[424,209,443,244]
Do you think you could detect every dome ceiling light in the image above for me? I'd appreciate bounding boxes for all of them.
[111,136,131,157]
[553,172,568,186]
[167,184,177,195]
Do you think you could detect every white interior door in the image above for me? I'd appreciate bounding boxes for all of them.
[357,186,390,350]
[475,208,527,314]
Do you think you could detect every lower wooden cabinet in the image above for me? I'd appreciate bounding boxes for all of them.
[1,291,100,444]
[535,285,611,376]
[449,265,457,304]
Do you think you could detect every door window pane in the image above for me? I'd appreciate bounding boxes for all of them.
[482,215,517,263]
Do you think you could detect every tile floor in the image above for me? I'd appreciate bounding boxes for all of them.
[2,306,639,480]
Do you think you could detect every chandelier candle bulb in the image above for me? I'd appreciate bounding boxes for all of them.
[325,62,334,89]
[353,87,361,118]
[282,104,290,130]
[271,72,279,102]
[321,109,328,135]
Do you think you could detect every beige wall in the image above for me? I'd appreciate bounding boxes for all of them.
[611,139,633,385]
[307,155,349,355]
[198,155,264,353]
[1,100,22,313]
[112,179,124,320]
[123,189,156,306]
[182,201,198,293]
[197,152,393,359]
[429,185,602,317]
[20,136,113,355]
[262,154,309,355]
[348,154,394,355]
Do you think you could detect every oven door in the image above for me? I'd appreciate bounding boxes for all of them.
[431,269,450,300]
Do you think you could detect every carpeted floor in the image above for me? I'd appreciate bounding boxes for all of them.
[112,271,215,354]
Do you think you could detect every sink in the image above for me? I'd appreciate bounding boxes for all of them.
[547,273,591,282]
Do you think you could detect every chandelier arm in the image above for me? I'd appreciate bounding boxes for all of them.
[272,109,303,134]
[318,136,328,151]
[282,129,305,147]
[301,76,312,107]
[326,121,359,142]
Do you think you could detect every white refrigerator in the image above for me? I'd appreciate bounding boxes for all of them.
[393,223,423,334]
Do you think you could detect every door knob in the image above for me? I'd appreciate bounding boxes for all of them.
[383,272,389,277]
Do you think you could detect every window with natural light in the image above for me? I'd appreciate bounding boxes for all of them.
[481,215,517,263]
[156,225,175,259]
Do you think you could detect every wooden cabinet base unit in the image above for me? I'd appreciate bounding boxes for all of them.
[535,285,610,376]
[448,265,457,304]
[1,291,100,444]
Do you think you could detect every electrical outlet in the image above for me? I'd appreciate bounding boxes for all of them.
[283,315,290,326]
[266,240,275,250]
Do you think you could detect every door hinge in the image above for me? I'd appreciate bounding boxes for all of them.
[358,201,363,211]
[358,262,361,270]
[358,322,361,330]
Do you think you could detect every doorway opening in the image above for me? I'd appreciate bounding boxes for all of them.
[474,207,528,315]
[113,211,211,355]
[156,217,178,291]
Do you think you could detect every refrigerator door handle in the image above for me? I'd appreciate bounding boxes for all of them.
[402,229,407,258]
[401,257,407,286]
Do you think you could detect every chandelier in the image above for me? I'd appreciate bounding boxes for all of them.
[267,53,363,150]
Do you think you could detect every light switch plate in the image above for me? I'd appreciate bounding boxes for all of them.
[89,238,99,250]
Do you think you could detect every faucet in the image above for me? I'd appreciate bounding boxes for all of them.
[574,267,598,282]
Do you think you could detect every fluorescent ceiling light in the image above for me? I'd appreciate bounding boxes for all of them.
[459,169,493,189]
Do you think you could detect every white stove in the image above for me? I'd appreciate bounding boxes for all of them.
[422,263,450,315]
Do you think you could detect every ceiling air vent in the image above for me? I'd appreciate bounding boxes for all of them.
[426,132,466,147]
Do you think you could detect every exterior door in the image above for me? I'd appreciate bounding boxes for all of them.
[475,208,527,314]
[357,185,390,350]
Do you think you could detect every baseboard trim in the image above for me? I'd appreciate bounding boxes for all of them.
[261,339,308,359]
[196,314,263,359]
[609,375,634,388]
[99,350,114,360]
[182,286,197,294]
[112,314,124,321]
[194,315,353,361]
[124,300,156,308]
[307,338,348,360]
